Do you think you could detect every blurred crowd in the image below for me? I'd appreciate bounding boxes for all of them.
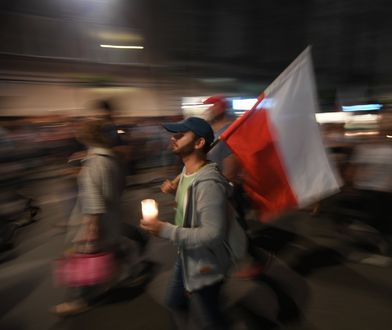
[316,108,392,257]
[0,114,181,179]
[1,102,391,250]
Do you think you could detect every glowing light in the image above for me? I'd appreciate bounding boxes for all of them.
[141,199,158,221]
[348,114,379,122]
[315,112,351,124]
[345,131,379,137]
[232,99,257,110]
[100,44,144,49]
[342,104,383,112]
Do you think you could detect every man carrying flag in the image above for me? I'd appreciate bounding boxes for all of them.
[220,47,341,221]
[161,47,341,281]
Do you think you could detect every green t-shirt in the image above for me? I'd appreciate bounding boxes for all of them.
[174,172,197,226]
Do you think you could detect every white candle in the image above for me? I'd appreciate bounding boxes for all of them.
[141,199,158,221]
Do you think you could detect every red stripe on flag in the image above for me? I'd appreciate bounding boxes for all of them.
[221,107,297,221]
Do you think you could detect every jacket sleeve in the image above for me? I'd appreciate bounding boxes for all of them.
[159,180,227,249]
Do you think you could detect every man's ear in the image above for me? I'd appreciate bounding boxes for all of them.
[194,137,206,151]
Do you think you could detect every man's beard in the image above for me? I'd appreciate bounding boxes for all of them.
[171,139,196,157]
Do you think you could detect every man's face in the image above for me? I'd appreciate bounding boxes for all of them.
[170,130,199,156]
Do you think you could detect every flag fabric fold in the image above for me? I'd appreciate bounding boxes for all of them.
[220,47,341,221]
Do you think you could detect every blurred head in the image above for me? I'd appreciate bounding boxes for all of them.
[202,95,228,122]
[162,117,214,155]
[89,99,115,120]
[77,119,112,148]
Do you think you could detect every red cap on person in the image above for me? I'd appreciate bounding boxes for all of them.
[202,95,227,117]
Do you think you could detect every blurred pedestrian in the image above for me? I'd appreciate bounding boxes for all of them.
[204,96,271,279]
[51,119,126,316]
[65,101,147,249]
[141,117,233,329]
[94,101,150,256]
[349,110,392,236]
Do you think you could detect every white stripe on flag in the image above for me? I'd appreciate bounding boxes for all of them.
[264,47,341,207]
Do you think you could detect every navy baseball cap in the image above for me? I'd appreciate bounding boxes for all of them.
[162,117,214,146]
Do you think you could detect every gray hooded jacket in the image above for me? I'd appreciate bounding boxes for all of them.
[159,163,234,292]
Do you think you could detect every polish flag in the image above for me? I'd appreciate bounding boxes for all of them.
[220,47,341,221]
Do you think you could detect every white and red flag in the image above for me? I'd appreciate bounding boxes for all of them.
[220,47,341,221]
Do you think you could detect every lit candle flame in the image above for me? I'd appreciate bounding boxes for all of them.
[141,199,158,220]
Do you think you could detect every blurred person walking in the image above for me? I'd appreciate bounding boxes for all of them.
[95,100,149,256]
[204,96,271,278]
[348,110,392,240]
[202,96,239,183]
[66,100,148,254]
[52,119,126,316]
[141,117,234,330]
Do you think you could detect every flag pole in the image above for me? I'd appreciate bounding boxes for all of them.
[210,137,221,150]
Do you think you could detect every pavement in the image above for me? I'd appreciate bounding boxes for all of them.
[1,166,392,330]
